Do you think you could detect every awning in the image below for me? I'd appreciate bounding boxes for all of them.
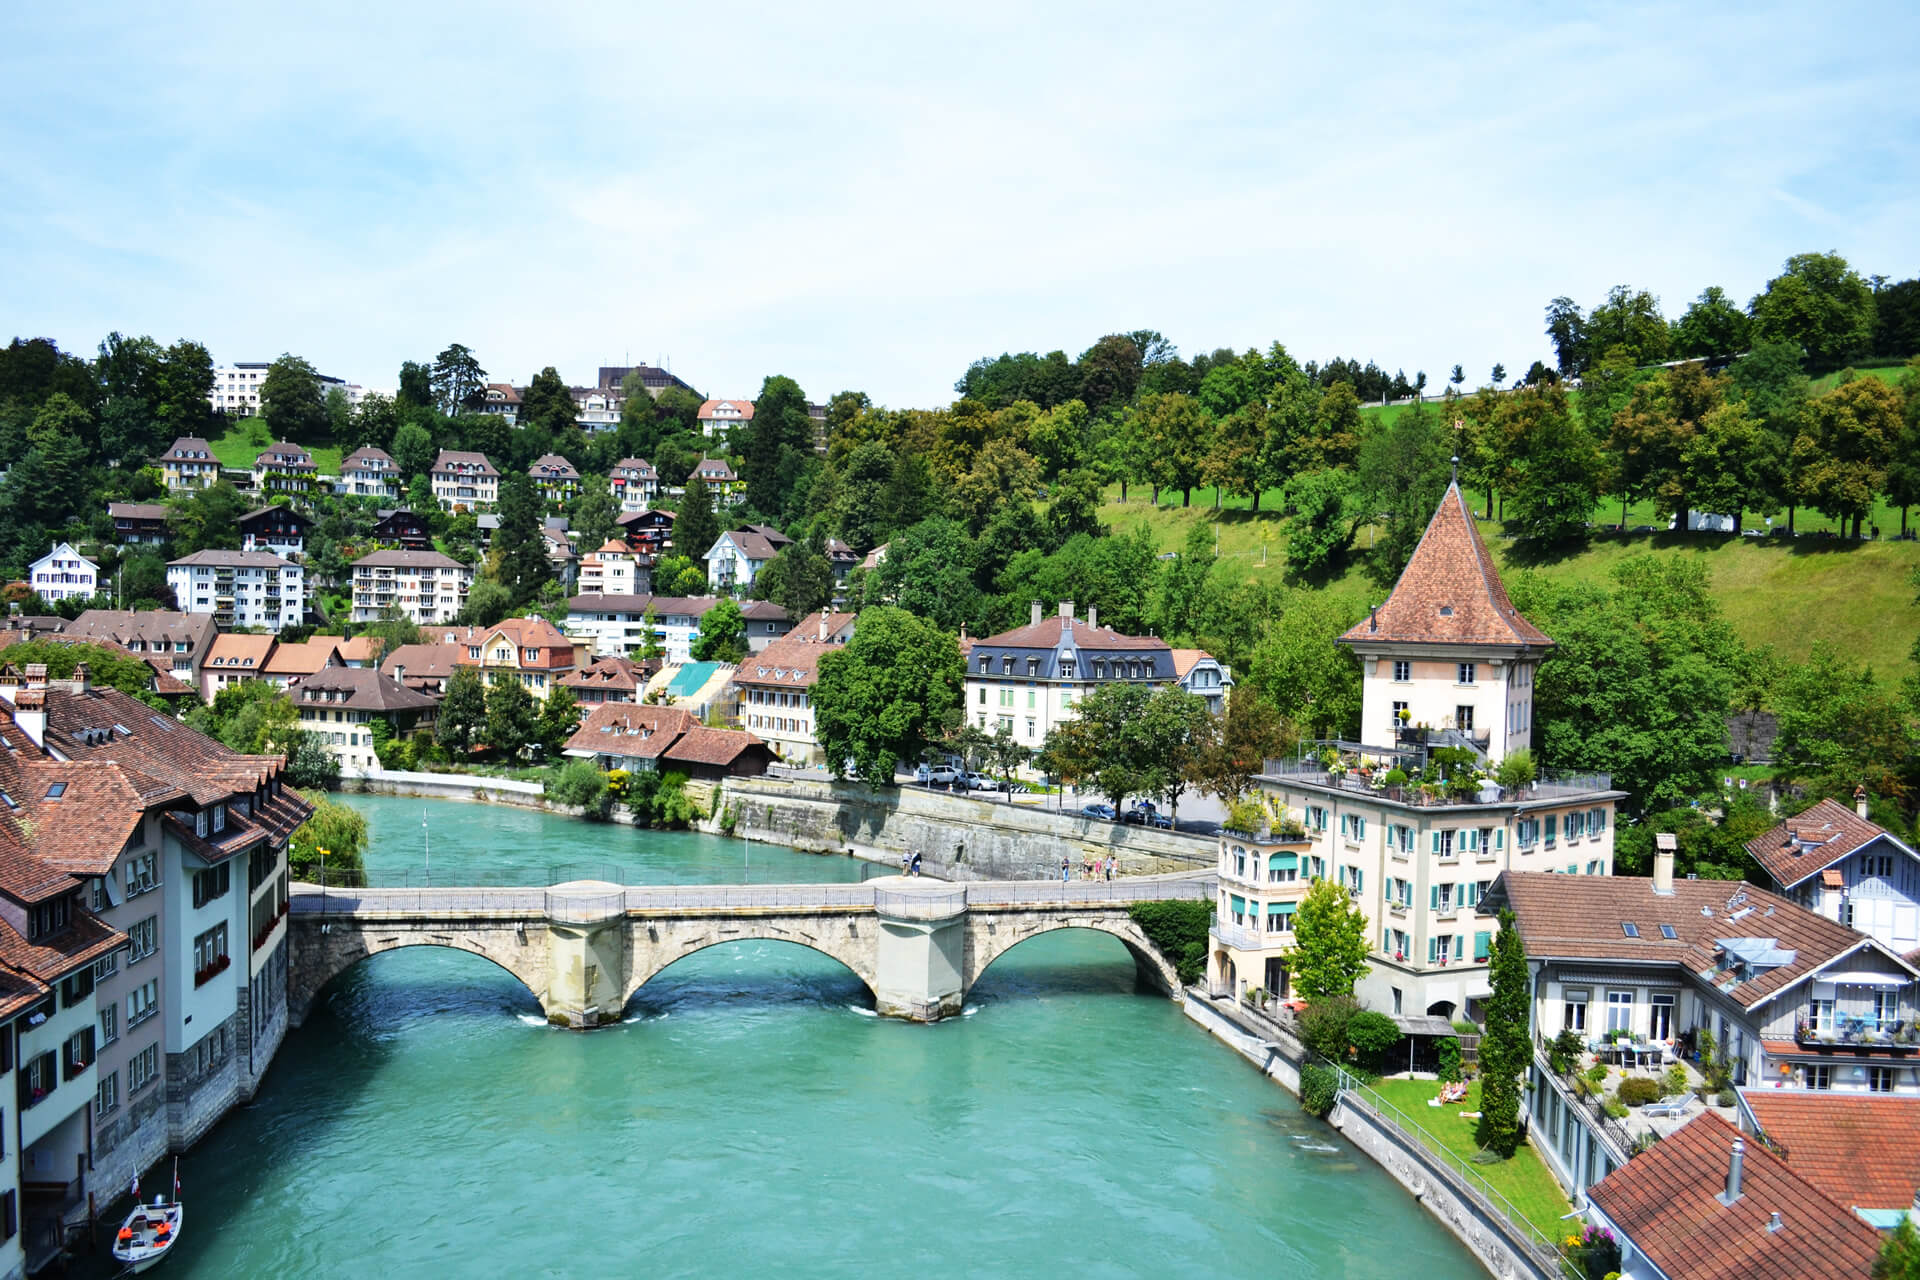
[1829,972,1909,988]
[1270,853,1298,868]
[1391,1014,1455,1037]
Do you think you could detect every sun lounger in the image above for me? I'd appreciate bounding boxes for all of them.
[1642,1095,1692,1119]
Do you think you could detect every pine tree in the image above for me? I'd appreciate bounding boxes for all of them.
[492,471,552,606]
[1478,908,1531,1159]
[674,476,719,566]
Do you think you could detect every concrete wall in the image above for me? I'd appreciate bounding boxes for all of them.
[721,776,1217,880]
[1183,994,1555,1280]
[344,769,548,805]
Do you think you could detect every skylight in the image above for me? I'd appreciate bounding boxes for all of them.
[1659,924,1677,939]
[45,783,65,800]
[1622,922,1640,938]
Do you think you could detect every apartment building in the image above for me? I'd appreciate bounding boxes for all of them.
[250,442,317,497]
[349,550,473,625]
[0,667,306,1267]
[578,540,650,597]
[208,363,367,418]
[236,505,312,560]
[200,634,277,701]
[338,447,400,500]
[158,438,218,492]
[1248,480,1621,1021]
[964,601,1172,748]
[1208,827,1319,1000]
[429,451,500,513]
[615,508,674,556]
[731,611,856,765]
[427,617,576,701]
[564,594,721,663]
[570,387,619,434]
[166,551,306,632]
[288,668,437,774]
[27,544,98,604]
[610,458,658,513]
[529,454,581,504]
[704,525,792,594]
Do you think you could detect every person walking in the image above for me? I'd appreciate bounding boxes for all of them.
[1105,856,1114,882]
[910,852,923,877]
[1061,858,1070,885]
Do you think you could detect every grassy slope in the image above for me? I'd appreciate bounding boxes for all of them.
[1365,1076,1572,1244]
[207,422,343,474]
[1102,491,1920,676]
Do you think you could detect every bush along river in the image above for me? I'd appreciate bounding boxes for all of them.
[105,795,1486,1277]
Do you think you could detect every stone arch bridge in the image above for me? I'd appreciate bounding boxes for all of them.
[288,875,1209,1028]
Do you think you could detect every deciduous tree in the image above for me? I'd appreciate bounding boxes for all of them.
[1749,251,1877,371]
[1286,878,1371,1001]
[435,666,487,756]
[259,354,328,443]
[485,675,537,762]
[813,607,965,783]
[1793,374,1901,536]
[690,598,746,663]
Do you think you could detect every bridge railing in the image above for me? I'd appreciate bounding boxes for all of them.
[546,888,628,925]
[965,879,1210,905]
[873,886,968,919]
[292,887,547,915]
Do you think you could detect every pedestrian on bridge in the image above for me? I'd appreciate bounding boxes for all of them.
[1060,858,1070,884]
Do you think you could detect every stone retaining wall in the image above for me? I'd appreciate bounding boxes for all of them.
[1182,993,1553,1280]
[718,776,1217,880]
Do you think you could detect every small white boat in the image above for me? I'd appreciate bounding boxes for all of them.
[111,1162,182,1273]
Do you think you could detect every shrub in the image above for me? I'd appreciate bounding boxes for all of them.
[1663,1065,1689,1097]
[1452,1017,1479,1035]
[1436,1037,1463,1084]
[1494,748,1537,791]
[1346,1010,1403,1070]
[545,759,612,820]
[1548,1029,1584,1076]
[1299,996,1358,1062]
[1603,1099,1629,1119]
[1716,1088,1736,1109]
[1126,901,1212,985]
[1299,1063,1339,1118]
[1617,1077,1661,1107]
[1224,799,1267,835]
[1382,767,1408,785]
[1584,1062,1610,1085]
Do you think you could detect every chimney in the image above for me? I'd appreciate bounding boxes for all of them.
[1653,834,1676,895]
[1767,1211,1783,1233]
[818,613,828,643]
[23,663,46,691]
[70,662,89,694]
[1087,605,1098,630]
[1856,786,1870,820]
[1369,606,1378,633]
[1030,600,1043,628]
[11,687,45,749]
[1058,600,1074,620]
[1718,1138,1745,1205]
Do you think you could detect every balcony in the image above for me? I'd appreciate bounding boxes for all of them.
[1210,921,1269,952]
[1793,1016,1919,1054]
[1260,743,1613,809]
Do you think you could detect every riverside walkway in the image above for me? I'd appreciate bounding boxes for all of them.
[290,872,1210,1028]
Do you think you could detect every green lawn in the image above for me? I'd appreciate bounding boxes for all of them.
[207,422,343,474]
[1364,1077,1572,1246]
[1102,490,1920,677]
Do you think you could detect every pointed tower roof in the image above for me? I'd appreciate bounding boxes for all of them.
[1339,483,1551,649]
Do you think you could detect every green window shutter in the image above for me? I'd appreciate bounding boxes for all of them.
[1474,931,1491,961]
[1428,936,1438,964]
[1431,832,1441,854]
[1496,828,1505,851]
[1430,885,1439,910]
[1463,881,1476,907]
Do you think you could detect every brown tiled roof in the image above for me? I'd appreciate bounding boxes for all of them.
[205,633,276,673]
[563,704,701,759]
[290,667,439,714]
[107,502,170,521]
[1588,1112,1882,1280]
[975,615,1167,652]
[1489,871,1911,1009]
[168,549,295,569]
[263,638,341,677]
[663,726,769,769]
[431,450,499,477]
[529,454,580,480]
[558,656,655,695]
[1742,1092,1920,1211]
[341,446,396,471]
[65,609,216,655]
[333,635,384,664]
[612,458,656,478]
[238,504,313,527]
[1338,482,1551,649]
[0,636,196,697]
[738,601,790,623]
[0,910,125,984]
[716,529,784,561]
[254,441,315,468]
[690,457,736,482]
[40,685,301,812]
[732,637,839,691]
[1821,868,1846,889]
[160,436,214,461]
[1170,648,1216,679]
[1748,799,1905,890]
[379,644,462,690]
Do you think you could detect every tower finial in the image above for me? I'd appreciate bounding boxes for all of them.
[1450,454,1460,485]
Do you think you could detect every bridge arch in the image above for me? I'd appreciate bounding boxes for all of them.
[962,914,1182,999]
[288,918,548,1026]
[619,914,881,1010]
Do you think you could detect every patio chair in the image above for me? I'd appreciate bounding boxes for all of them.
[1642,1095,1691,1120]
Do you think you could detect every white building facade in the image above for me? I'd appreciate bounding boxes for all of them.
[28,543,99,603]
[165,551,306,631]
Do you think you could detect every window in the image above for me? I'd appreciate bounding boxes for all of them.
[1606,990,1634,1035]
[127,979,159,1027]
[1621,922,1640,938]
[22,1052,55,1105]
[1658,924,1677,940]
[1433,882,1454,914]
[1563,989,1589,1033]
[61,967,92,1008]
[1455,705,1474,732]
[99,1003,118,1047]
[1806,1064,1831,1091]
[1870,1066,1897,1094]
[1392,661,1411,683]
[1268,854,1297,884]
[1457,662,1476,684]
[1059,660,1074,679]
[1437,829,1456,859]
[93,949,119,981]
[63,1027,94,1079]
[1864,854,1895,878]
[1232,847,1246,878]
[27,895,70,941]
[1876,991,1899,1029]
[1650,993,1674,1041]
[193,862,231,908]
[128,915,157,963]
[1808,993,1835,1033]
[1515,818,1538,849]
[1391,700,1408,733]
[128,1043,159,1094]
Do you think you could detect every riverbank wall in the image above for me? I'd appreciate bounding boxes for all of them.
[716,775,1216,880]
[1183,992,1556,1280]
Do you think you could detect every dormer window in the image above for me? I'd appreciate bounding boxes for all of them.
[1001,657,1013,676]
[195,810,208,837]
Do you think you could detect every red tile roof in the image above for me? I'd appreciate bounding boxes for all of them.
[1748,799,1905,890]
[1339,482,1551,649]
[663,726,769,769]
[1490,871,1910,1009]
[1742,1091,1920,1211]
[1588,1112,1883,1280]
[563,704,701,759]
[975,615,1168,652]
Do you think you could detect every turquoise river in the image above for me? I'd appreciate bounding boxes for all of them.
[119,795,1486,1278]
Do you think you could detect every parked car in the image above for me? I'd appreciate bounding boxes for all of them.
[915,763,961,785]
[1079,803,1117,820]
[1125,803,1172,829]
[963,771,997,791]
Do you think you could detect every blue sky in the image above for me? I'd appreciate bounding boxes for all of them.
[2,2,1914,408]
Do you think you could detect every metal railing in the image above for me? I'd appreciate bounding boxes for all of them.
[1534,1054,1635,1161]
[545,888,628,925]
[1327,1060,1568,1273]
[873,886,968,919]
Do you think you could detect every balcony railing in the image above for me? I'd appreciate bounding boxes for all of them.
[1260,752,1613,807]
[1793,1016,1920,1053]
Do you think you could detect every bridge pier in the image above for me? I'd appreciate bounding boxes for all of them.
[872,883,967,1022]
[543,883,629,1028]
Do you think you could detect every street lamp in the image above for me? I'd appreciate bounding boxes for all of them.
[422,813,430,888]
